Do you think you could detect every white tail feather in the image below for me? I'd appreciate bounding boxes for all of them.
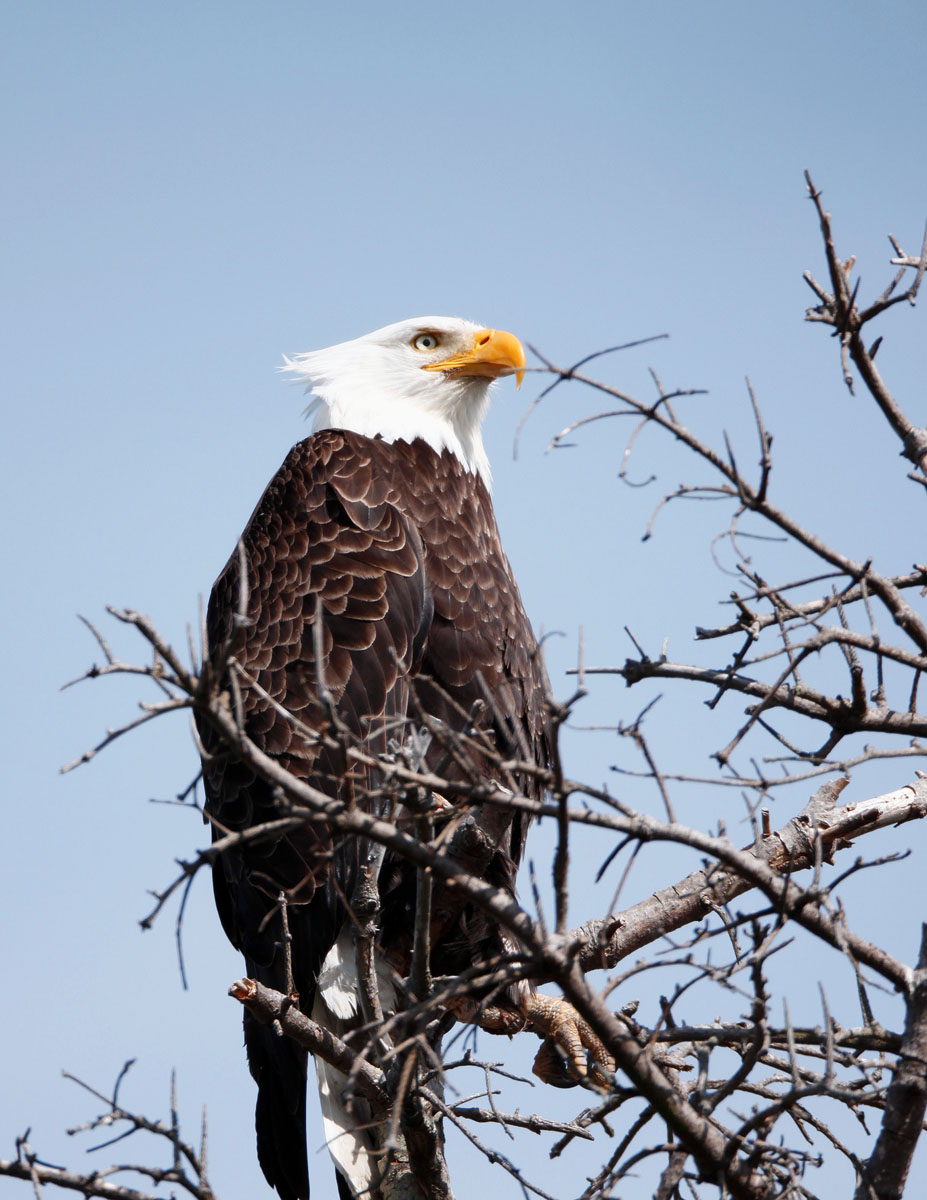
[312,929,396,1197]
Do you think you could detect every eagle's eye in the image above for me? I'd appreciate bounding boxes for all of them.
[411,332,440,352]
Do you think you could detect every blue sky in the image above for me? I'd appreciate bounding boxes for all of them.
[3,3,927,1197]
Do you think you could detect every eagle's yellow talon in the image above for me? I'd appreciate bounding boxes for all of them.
[521,992,615,1091]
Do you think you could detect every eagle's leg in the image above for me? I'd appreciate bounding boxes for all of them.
[519,992,614,1090]
[446,993,615,1090]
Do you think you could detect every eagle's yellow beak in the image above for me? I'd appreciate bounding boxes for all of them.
[422,328,525,389]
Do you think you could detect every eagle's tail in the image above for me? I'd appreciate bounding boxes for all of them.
[314,1042,379,1198]
[312,928,395,1199]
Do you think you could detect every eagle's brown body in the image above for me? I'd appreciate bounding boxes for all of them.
[199,428,551,1199]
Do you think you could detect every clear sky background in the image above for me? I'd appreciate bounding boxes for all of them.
[3,3,927,1198]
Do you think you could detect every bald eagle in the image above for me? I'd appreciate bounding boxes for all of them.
[198,318,583,1199]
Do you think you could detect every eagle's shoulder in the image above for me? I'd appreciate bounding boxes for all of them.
[204,431,434,751]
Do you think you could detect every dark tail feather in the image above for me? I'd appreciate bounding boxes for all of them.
[245,1011,310,1200]
[336,1171,356,1200]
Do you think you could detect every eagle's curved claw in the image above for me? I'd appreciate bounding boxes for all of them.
[446,991,615,1091]
[521,992,615,1091]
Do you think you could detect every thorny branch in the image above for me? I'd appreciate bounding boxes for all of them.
[20,180,927,1199]
[51,593,927,1199]
[547,182,927,771]
[0,1066,214,1199]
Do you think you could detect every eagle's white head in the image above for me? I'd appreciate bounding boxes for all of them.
[281,316,525,487]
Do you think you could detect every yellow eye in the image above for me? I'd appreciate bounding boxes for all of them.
[412,332,440,352]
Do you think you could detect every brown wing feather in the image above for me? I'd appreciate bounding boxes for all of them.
[198,430,550,1200]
